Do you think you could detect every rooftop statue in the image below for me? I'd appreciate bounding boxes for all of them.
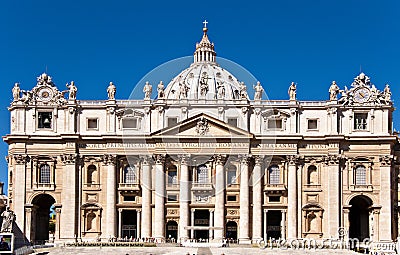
[66,81,77,100]
[12,83,20,102]
[329,81,340,100]
[383,84,391,103]
[157,81,165,99]
[288,82,296,100]
[239,82,248,99]
[107,82,116,100]
[253,81,263,100]
[143,81,152,99]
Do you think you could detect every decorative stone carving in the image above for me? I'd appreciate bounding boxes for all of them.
[1,207,15,232]
[60,154,78,164]
[379,155,393,166]
[195,117,209,136]
[13,154,27,164]
[140,155,152,165]
[287,155,297,165]
[217,80,225,99]
[324,155,340,165]
[241,107,248,115]
[157,81,165,99]
[288,82,296,100]
[179,155,190,165]
[329,81,340,100]
[253,81,263,100]
[102,154,116,165]
[213,154,227,165]
[153,154,165,165]
[143,81,152,99]
[239,154,250,165]
[37,73,55,86]
[239,81,248,99]
[107,82,116,100]
[178,80,189,99]
[66,81,77,100]
[254,155,263,166]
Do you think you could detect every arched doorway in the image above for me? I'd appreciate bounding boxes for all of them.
[31,194,56,243]
[349,195,372,241]
[166,221,178,241]
[225,221,237,240]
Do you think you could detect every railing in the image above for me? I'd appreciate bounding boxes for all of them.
[118,182,140,191]
[166,183,179,190]
[264,183,287,192]
[349,184,373,191]
[303,184,322,190]
[34,183,55,190]
[83,183,101,190]
[191,182,213,191]
[226,183,240,190]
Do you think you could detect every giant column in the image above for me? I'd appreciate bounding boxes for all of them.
[252,156,263,242]
[239,155,250,243]
[141,156,152,238]
[379,156,392,241]
[214,155,226,241]
[12,154,27,234]
[154,154,166,241]
[60,154,78,239]
[179,155,190,242]
[104,154,117,238]
[326,155,340,238]
[287,155,297,239]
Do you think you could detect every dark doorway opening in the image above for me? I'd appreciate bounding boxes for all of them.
[194,210,209,240]
[166,221,178,241]
[31,194,56,243]
[226,221,237,240]
[121,210,137,238]
[267,210,282,239]
[349,195,372,241]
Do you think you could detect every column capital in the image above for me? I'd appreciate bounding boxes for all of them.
[13,154,28,164]
[254,155,264,166]
[60,153,78,165]
[191,208,196,213]
[287,155,297,165]
[140,155,153,165]
[153,154,166,165]
[179,155,191,165]
[136,209,142,213]
[213,154,227,165]
[379,155,393,166]
[102,154,116,165]
[324,154,341,165]
[239,154,251,165]
[209,209,215,213]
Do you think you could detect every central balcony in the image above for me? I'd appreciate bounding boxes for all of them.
[118,182,140,191]
[191,182,214,192]
[264,183,287,194]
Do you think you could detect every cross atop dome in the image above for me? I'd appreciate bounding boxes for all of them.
[194,21,216,63]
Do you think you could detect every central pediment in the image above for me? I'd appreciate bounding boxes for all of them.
[151,113,254,139]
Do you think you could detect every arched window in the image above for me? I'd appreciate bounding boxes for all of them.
[268,165,280,184]
[167,166,177,185]
[197,165,208,183]
[86,212,96,231]
[227,166,237,185]
[87,165,97,184]
[124,166,137,183]
[39,164,50,183]
[354,165,366,185]
[307,165,318,184]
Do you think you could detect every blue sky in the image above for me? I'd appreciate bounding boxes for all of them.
[0,1,399,192]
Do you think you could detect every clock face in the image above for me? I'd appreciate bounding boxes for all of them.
[354,87,371,103]
[38,88,53,102]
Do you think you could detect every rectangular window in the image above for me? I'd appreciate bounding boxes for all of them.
[38,112,52,129]
[167,194,178,202]
[87,118,98,129]
[227,118,238,127]
[269,196,280,202]
[267,119,282,129]
[167,169,177,185]
[354,166,367,185]
[167,117,178,127]
[354,113,368,130]
[227,195,237,202]
[122,118,138,129]
[227,170,237,185]
[307,119,318,130]
[123,196,136,202]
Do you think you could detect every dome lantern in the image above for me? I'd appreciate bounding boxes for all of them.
[194,20,217,63]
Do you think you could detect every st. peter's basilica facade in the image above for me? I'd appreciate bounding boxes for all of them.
[4,24,400,244]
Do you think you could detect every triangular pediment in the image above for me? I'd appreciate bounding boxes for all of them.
[152,113,253,139]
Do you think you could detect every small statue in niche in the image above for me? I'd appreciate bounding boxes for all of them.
[157,81,165,99]
[178,80,189,99]
[217,80,225,99]
[288,82,296,100]
[66,81,77,100]
[12,83,20,101]
[199,72,209,97]
[328,81,340,100]
[107,82,116,100]
[143,81,152,99]
[253,81,263,100]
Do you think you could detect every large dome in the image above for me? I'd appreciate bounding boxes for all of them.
[164,24,249,100]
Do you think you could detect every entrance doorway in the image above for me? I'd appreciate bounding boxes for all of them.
[166,221,178,241]
[31,194,56,243]
[226,221,237,240]
[194,210,209,240]
[121,210,137,238]
[267,210,282,239]
[349,195,372,241]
